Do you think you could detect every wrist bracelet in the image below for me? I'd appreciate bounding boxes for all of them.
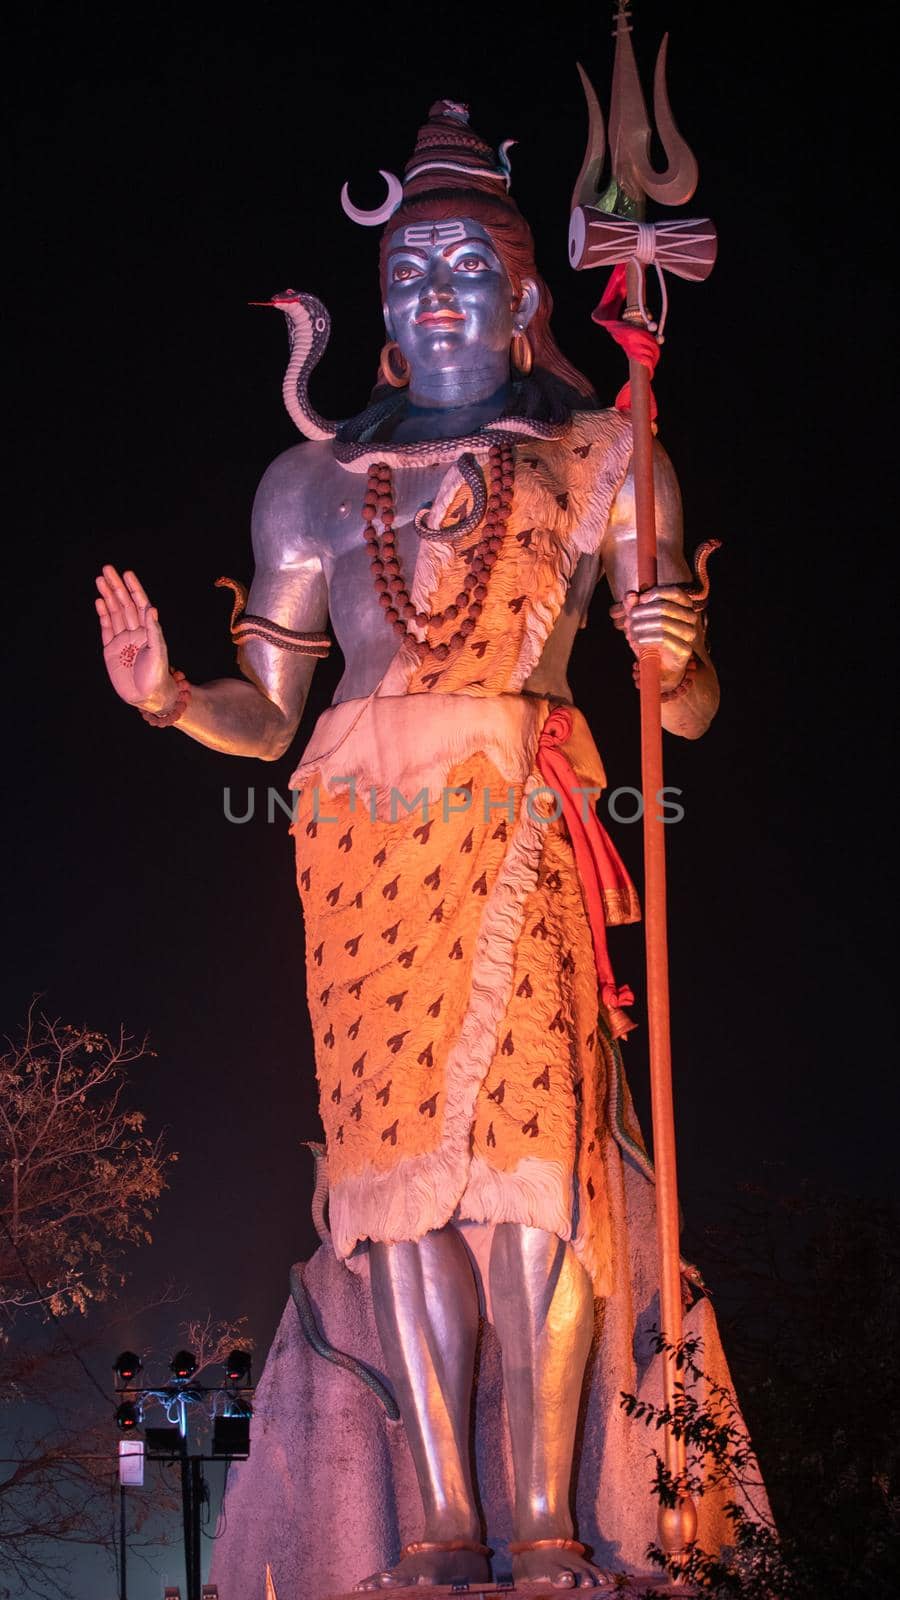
[632,652,700,702]
[661,651,700,702]
[140,669,192,727]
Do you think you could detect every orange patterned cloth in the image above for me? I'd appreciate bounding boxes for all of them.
[290,409,636,1293]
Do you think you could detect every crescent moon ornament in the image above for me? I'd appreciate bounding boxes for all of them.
[340,169,404,226]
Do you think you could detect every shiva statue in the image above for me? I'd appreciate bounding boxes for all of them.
[96,102,718,1592]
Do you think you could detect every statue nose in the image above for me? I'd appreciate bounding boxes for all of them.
[420,259,455,303]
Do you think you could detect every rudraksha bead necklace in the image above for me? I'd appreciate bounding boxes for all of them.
[363,440,515,663]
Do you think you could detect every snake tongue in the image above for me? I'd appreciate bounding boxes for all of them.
[248,290,301,307]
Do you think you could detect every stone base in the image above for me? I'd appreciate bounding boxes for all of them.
[212,1144,768,1600]
[326,1582,689,1598]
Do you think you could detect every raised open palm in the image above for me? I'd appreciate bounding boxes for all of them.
[95,565,171,708]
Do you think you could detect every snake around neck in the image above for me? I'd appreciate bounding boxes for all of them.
[264,289,570,478]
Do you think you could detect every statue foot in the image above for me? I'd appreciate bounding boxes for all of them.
[354,1541,491,1591]
[511,1539,608,1589]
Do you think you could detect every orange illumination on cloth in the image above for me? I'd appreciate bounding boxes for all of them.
[294,753,516,1190]
[293,745,634,1293]
[289,409,639,1291]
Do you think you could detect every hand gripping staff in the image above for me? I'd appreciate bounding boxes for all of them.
[570,1,718,1563]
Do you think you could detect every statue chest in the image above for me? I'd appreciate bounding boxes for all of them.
[318,462,449,647]
[308,427,621,695]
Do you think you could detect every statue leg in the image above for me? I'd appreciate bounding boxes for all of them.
[490,1222,605,1589]
[354,1225,489,1592]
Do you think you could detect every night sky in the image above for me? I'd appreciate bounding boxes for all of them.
[5,1,896,1593]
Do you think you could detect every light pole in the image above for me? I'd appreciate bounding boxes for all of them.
[113,1347,253,1600]
[119,1481,127,1600]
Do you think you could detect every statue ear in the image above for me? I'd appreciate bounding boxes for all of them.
[383,302,396,341]
[515,277,540,331]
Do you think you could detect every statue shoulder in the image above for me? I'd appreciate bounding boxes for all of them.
[253,439,340,514]
[561,407,636,557]
[250,441,341,568]
[568,404,634,461]
[565,408,683,548]
[605,434,682,541]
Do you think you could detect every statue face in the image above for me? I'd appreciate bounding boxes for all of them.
[383,218,519,381]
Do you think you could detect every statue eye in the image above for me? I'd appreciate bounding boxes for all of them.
[455,253,488,272]
[391,262,421,282]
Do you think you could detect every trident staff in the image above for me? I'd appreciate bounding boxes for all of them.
[570,0,718,1559]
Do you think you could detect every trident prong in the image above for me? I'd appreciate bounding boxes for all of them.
[609,2,698,212]
[571,63,609,212]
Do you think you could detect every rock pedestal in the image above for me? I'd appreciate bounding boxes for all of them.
[210,1143,766,1600]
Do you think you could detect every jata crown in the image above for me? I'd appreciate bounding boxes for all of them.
[341,99,517,228]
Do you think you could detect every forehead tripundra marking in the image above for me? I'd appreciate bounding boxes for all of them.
[402,221,467,246]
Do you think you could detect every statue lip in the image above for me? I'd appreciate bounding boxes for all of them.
[415,308,465,324]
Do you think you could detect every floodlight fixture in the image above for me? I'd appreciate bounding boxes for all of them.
[115,1401,140,1432]
[144,1425,185,1458]
[113,1349,142,1385]
[224,1348,252,1385]
[211,1414,251,1458]
[169,1348,198,1382]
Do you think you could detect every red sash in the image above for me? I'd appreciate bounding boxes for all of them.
[537,706,638,1039]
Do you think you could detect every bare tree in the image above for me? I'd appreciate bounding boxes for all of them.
[0,1004,176,1597]
[1,1004,174,1317]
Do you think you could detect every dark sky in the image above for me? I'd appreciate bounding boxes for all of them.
[5,1,896,1586]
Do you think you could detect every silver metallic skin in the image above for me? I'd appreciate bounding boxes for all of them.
[95,217,719,1591]
[383,220,540,429]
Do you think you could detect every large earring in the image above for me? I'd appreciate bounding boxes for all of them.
[511,327,533,376]
[380,341,411,388]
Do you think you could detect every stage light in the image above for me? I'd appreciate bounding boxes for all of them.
[211,1414,251,1458]
[113,1349,142,1385]
[169,1349,197,1382]
[115,1401,140,1432]
[201,1588,219,1599]
[224,1348,252,1384]
[164,1588,182,1599]
[144,1425,185,1458]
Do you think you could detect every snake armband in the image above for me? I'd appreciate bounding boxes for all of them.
[216,576,331,658]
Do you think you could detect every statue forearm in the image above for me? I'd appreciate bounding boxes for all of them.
[154,674,307,760]
[661,650,719,740]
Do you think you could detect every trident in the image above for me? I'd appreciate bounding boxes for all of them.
[570,1,717,1562]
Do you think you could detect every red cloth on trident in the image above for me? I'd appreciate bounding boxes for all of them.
[592,262,660,419]
[537,707,638,1039]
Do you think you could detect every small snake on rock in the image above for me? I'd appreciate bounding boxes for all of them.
[289,1142,400,1420]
